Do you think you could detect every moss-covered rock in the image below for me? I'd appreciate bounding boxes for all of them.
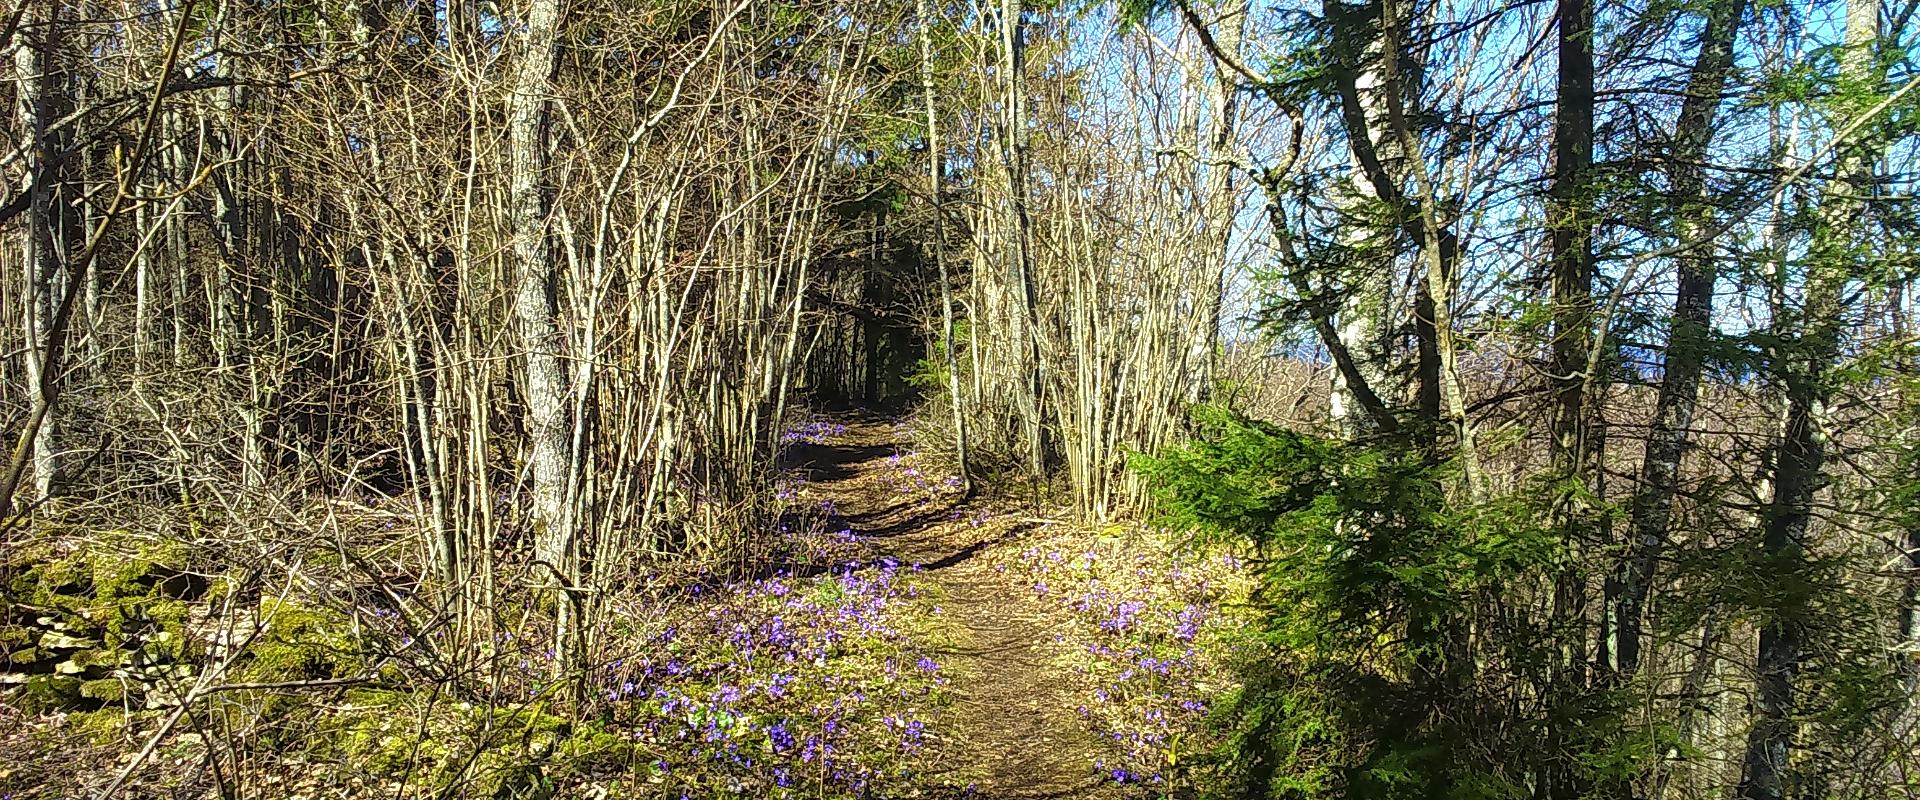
[4,531,206,712]
[80,676,129,703]
[19,673,84,711]
[241,599,361,682]
[67,707,141,745]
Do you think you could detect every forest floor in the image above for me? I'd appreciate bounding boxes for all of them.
[4,412,1237,799]
[787,416,1123,799]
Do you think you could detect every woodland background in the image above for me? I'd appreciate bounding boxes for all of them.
[2,0,1919,797]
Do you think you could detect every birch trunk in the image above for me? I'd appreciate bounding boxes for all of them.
[920,0,971,494]
[1326,0,1404,437]
[507,0,574,575]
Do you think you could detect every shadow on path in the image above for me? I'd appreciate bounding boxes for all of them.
[785,442,895,482]
[803,418,1121,800]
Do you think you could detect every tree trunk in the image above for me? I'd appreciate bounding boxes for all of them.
[14,0,66,505]
[997,0,1048,476]
[1325,0,1405,438]
[1354,0,1485,496]
[1190,0,1248,405]
[920,0,971,495]
[1602,0,1746,679]
[1740,2,1879,796]
[1543,0,1597,790]
[507,0,573,574]
[1547,0,1595,479]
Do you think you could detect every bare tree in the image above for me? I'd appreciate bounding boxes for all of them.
[506,0,574,581]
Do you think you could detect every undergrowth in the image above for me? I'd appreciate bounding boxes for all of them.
[1,418,953,800]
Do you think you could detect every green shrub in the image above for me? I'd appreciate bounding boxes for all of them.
[1134,406,1589,800]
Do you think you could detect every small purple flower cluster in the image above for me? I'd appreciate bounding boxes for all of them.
[1001,534,1248,788]
[878,451,965,504]
[460,462,948,796]
[764,475,876,570]
[780,419,851,447]
[589,556,945,796]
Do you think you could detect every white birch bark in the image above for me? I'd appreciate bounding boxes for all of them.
[507,0,574,574]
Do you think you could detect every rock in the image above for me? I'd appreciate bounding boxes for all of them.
[38,631,98,651]
[80,677,129,702]
[19,673,86,711]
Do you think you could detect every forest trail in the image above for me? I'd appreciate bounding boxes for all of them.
[790,416,1120,799]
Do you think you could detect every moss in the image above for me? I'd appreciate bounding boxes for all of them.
[80,536,196,653]
[69,646,128,670]
[79,677,129,702]
[14,530,195,607]
[200,575,237,605]
[0,626,29,647]
[8,531,197,643]
[241,599,361,682]
[470,749,552,799]
[90,550,162,602]
[458,709,643,796]
[343,724,421,775]
[8,559,81,613]
[486,704,572,738]
[484,762,554,800]
[327,698,470,791]
[5,532,219,716]
[67,708,143,745]
[555,725,638,774]
[294,688,408,758]
[25,555,90,598]
[19,674,83,711]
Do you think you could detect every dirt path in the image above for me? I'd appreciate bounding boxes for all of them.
[791,417,1118,799]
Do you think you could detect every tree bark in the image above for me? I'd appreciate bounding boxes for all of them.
[507,0,573,574]
[1740,2,1879,796]
[1547,0,1595,478]
[919,0,971,495]
[1321,0,1481,485]
[1189,0,1248,406]
[1543,0,1598,789]
[997,0,1048,476]
[1325,0,1406,438]
[1602,0,1747,679]
[14,0,67,505]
